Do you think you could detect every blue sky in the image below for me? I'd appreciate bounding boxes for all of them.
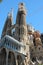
[0,0,43,37]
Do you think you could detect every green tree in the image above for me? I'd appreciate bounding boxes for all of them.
[0,0,2,2]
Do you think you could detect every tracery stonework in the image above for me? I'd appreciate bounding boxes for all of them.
[0,2,43,65]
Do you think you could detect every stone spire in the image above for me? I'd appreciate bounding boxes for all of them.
[16,3,26,25]
[15,3,27,44]
[1,9,13,38]
[8,8,13,21]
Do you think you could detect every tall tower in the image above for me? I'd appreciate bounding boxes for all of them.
[1,9,13,38]
[15,3,27,44]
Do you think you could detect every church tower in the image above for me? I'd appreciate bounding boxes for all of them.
[1,9,13,38]
[15,3,27,44]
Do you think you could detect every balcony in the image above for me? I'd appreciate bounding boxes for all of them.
[0,35,26,56]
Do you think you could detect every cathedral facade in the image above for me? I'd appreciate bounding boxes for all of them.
[0,3,43,65]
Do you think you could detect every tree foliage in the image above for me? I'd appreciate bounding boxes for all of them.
[0,0,2,2]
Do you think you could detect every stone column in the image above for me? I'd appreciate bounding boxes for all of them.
[22,55,26,65]
[22,59,26,65]
[6,49,9,65]
[15,53,18,65]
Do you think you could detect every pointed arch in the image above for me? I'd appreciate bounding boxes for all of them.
[0,48,6,65]
[8,51,16,65]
